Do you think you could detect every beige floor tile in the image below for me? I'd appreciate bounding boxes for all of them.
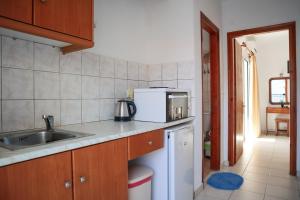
[266,185,299,200]
[240,179,267,194]
[264,195,288,200]
[229,190,264,200]
[196,193,225,200]
[202,185,232,200]
[246,166,269,175]
[267,176,298,190]
[202,136,297,200]
[268,168,294,179]
[244,172,269,183]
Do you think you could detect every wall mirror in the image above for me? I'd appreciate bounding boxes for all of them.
[269,77,290,105]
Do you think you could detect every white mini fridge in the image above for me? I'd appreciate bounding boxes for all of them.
[133,123,194,200]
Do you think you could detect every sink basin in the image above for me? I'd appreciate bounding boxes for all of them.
[0,130,93,150]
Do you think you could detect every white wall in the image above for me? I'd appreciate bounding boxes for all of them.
[221,0,300,171]
[89,0,148,63]
[89,0,223,190]
[256,31,289,132]
[144,0,195,64]
[143,0,223,191]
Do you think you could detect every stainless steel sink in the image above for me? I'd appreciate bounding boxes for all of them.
[0,129,93,150]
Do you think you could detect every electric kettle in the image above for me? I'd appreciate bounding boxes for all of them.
[114,99,137,121]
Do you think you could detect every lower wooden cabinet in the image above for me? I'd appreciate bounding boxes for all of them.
[0,152,73,200]
[72,138,128,200]
[128,129,164,160]
[0,139,128,200]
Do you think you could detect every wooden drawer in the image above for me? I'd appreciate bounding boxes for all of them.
[128,129,164,160]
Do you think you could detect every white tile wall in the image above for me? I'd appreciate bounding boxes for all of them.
[162,63,177,80]
[82,76,99,99]
[100,99,115,120]
[128,62,139,80]
[148,64,162,81]
[100,78,115,98]
[34,100,60,128]
[148,61,196,116]
[61,100,81,125]
[115,59,127,79]
[2,68,33,99]
[82,52,99,76]
[60,52,82,74]
[115,79,128,98]
[100,56,114,78]
[2,100,34,132]
[34,43,60,72]
[0,36,151,133]
[34,71,59,99]
[82,100,100,123]
[60,74,82,99]
[2,36,33,69]
[0,35,196,133]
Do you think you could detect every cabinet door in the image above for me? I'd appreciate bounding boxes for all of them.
[33,0,93,40]
[0,152,73,200]
[72,139,128,200]
[0,0,33,24]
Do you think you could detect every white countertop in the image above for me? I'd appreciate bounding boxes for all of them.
[0,118,194,167]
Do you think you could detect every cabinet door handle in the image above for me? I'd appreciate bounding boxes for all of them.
[64,180,72,189]
[148,141,153,145]
[40,0,47,3]
[80,176,87,184]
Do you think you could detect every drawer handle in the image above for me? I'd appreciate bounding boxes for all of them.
[80,176,87,184]
[64,180,72,189]
[148,141,153,145]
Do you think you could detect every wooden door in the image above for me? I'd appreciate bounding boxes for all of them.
[235,39,244,162]
[72,138,128,200]
[0,0,32,24]
[33,0,93,40]
[0,152,73,200]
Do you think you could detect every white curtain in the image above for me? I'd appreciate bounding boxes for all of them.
[249,52,261,137]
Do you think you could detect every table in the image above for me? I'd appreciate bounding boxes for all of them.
[266,107,289,134]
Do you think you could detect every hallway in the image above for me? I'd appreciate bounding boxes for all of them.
[197,136,299,200]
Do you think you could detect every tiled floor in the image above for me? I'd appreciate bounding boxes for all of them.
[196,136,300,200]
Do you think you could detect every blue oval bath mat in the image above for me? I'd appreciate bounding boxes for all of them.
[207,172,244,190]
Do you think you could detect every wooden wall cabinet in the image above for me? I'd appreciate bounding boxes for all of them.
[0,139,128,200]
[0,0,33,24]
[0,0,94,53]
[33,0,93,40]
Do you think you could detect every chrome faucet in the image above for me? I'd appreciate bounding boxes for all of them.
[42,115,54,131]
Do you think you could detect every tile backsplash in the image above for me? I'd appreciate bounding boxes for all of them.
[0,36,149,132]
[0,35,196,133]
[148,61,196,116]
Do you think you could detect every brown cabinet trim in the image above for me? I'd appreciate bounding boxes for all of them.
[128,129,164,160]
[0,16,93,54]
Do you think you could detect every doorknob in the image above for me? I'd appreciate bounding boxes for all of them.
[64,180,72,189]
[80,176,87,184]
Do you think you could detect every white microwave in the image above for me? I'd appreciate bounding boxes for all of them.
[134,88,190,122]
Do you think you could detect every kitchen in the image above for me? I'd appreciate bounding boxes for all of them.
[0,0,200,200]
[1,0,300,200]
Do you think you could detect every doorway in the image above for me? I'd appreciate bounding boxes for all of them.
[227,22,297,175]
[201,12,221,179]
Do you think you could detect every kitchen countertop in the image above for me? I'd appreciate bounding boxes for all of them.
[0,117,194,167]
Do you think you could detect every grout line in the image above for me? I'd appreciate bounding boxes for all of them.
[0,35,2,132]
[80,51,83,124]
[32,42,35,129]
